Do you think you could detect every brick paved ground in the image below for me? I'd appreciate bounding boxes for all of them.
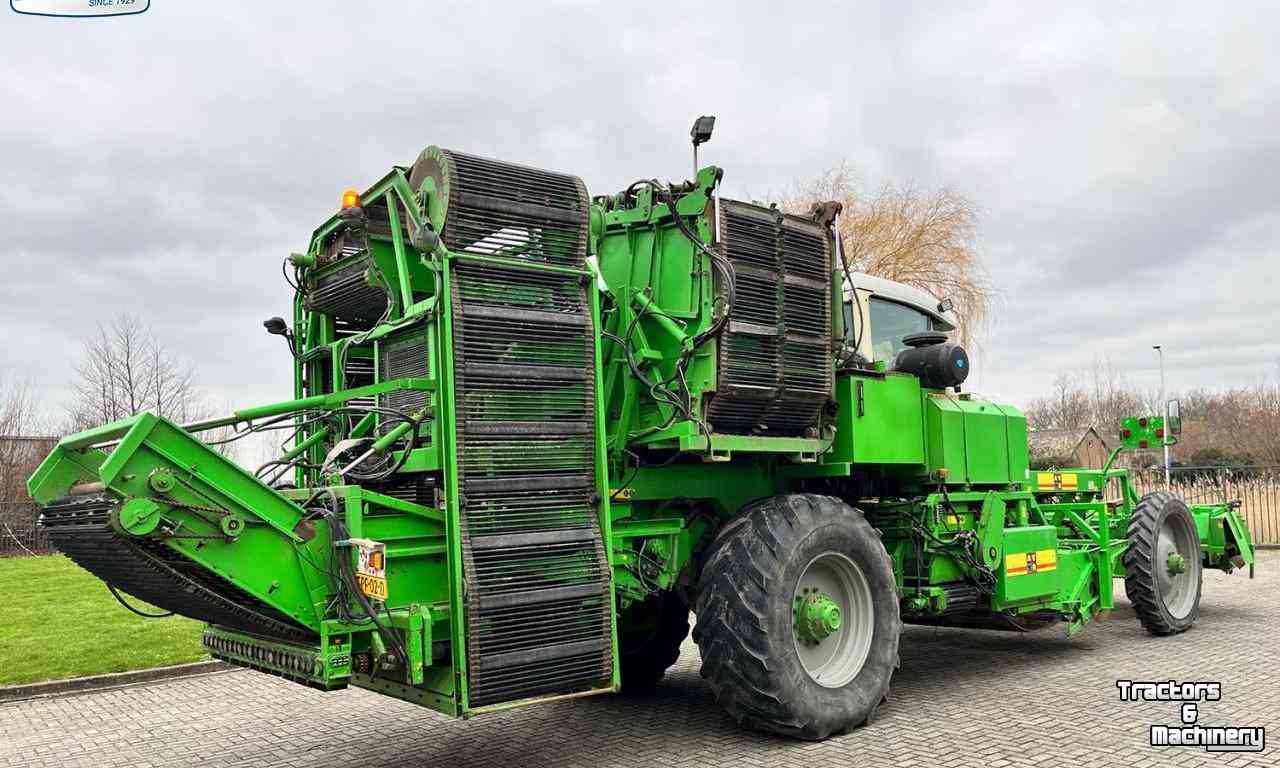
[3,552,1277,767]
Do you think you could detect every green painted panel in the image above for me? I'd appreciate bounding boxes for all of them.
[922,394,1033,486]
[833,373,925,465]
[997,525,1060,605]
[1051,549,1092,601]
[954,399,1011,484]
[924,395,967,480]
[997,402,1030,484]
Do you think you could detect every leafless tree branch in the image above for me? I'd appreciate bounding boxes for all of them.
[781,164,996,347]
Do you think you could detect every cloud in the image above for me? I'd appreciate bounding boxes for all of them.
[2,1,1277,424]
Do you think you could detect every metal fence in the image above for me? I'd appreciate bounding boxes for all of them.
[1,435,56,556]
[0,499,51,556]
[1129,465,1280,546]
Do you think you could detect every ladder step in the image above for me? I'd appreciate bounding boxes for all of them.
[480,638,609,670]
[477,581,605,610]
[470,527,596,551]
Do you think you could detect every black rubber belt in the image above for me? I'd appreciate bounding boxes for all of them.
[41,495,314,643]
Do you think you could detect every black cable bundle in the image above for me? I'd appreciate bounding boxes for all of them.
[612,179,738,441]
[305,489,410,668]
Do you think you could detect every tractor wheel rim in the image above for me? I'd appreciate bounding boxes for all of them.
[1155,513,1199,619]
[792,552,874,688]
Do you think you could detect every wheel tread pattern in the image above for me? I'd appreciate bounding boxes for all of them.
[1124,491,1201,636]
[693,494,899,739]
[618,593,690,689]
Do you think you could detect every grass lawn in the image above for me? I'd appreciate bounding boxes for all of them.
[0,554,208,686]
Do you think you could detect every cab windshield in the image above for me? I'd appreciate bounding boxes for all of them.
[868,297,936,361]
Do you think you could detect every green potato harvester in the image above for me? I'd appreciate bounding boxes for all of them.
[29,141,1255,740]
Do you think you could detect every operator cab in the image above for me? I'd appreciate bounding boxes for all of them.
[842,273,957,363]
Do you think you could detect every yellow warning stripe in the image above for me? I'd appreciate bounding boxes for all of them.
[1004,548,1058,577]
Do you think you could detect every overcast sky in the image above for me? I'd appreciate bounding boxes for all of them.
[2,1,1277,428]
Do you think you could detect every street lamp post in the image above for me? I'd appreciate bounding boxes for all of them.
[1153,345,1170,486]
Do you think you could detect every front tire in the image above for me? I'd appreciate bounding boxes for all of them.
[1124,491,1203,635]
[618,591,690,690]
[693,494,900,740]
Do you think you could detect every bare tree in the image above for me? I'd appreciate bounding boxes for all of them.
[1179,380,1280,465]
[1086,358,1145,432]
[0,378,49,502]
[0,378,53,554]
[1025,358,1144,432]
[67,316,240,458]
[69,315,209,429]
[1025,373,1092,429]
[1026,365,1280,467]
[782,164,995,346]
[1249,380,1280,464]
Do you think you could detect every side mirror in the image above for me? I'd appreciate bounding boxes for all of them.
[263,316,297,358]
[1166,399,1182,436]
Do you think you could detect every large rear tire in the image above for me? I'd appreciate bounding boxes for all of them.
[618,591,690,690]
[693,494,900,740]
[1124,491,1203,635]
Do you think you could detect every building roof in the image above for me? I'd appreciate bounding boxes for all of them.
[1026,426,1110,456]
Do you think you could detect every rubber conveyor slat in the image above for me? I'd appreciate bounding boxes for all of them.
[440,147,611,708]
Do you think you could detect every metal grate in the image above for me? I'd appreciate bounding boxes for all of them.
[317,229,364,269]
[366,472,438,507]
[706,200,833,436]
[412,147,590,269]
[305,254,388,328]
[378,327,431,420]
[451,260,612,707]
[343,355,376,414]
[364,199,413,242]
[437,154,611,708]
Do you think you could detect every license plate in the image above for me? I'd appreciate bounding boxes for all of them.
[351,538,388,601]
[356,572,387,601]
